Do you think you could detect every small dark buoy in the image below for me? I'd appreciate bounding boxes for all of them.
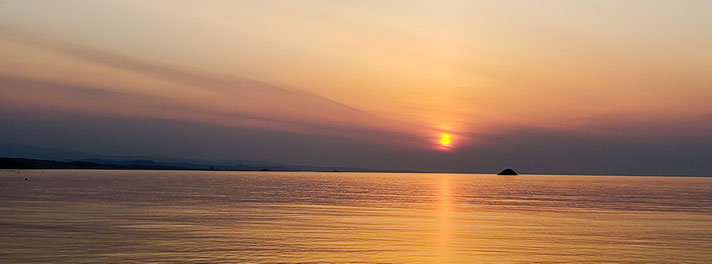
[24,178,28,181]
[497,168,517,175]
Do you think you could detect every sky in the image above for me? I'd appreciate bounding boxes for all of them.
[1,0,711,175]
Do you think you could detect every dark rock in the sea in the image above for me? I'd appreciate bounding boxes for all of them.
[497,168,517,175]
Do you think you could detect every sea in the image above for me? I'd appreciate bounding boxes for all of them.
[0,170,710,263]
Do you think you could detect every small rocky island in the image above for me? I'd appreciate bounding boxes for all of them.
[497,168,518,175]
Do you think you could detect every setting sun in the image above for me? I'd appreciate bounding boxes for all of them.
[439,133,452,147]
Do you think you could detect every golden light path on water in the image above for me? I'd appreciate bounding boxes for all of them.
[438,175,452,263]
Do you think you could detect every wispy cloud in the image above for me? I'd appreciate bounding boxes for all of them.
[0,26,426,143]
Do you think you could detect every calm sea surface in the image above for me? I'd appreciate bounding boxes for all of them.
[0,170,710,263]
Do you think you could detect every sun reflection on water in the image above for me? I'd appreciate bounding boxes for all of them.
[438,175,452,263]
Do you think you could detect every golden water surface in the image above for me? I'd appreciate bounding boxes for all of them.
[1,170,710,263]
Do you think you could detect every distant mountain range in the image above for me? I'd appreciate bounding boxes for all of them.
[0,157,185,170]
[0,144,417,172]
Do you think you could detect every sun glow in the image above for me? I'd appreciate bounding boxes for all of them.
[439,133,452,147]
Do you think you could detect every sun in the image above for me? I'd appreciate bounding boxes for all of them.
[439,133,452,147]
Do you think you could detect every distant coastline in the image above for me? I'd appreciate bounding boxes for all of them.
[1,155,708,177]
[0,157,418,173]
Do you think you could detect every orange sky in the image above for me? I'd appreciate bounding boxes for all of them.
[1,0,711,155]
